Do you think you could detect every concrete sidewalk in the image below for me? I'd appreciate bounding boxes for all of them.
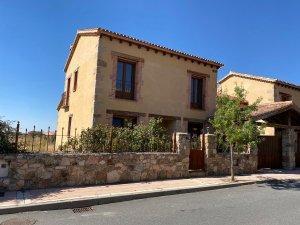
[1,169,299,214]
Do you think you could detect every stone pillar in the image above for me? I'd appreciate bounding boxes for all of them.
[202,134,218,175]
[175,132,190,156]
[282,129,296,169]
[181,119,188,133]
[202,134,217,157]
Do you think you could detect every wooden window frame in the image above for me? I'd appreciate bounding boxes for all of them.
[115,59,136,100]
[66,77,71,106]
[190,76,205,110]
[73,70,78,92]
[67,115,72,137]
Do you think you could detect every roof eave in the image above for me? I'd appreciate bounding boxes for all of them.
[64,28,223,73]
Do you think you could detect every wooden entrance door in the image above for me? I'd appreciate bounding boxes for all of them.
[188,122,205,170]
[257,136,282,169]
[296,133,300,167]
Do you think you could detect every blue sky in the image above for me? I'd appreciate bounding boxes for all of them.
[0,0,300,130]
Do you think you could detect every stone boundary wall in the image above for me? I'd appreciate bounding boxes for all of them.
[0,133,190,191]
[203,134,258,176]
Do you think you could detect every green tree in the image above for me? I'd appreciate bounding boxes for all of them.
[210,86,261,181]
[0,118,16,153]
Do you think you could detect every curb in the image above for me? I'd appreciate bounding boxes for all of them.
[0,180,267,215]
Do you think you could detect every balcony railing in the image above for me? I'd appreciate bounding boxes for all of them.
[57,92,69,110]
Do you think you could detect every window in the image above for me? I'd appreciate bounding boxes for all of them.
[67,116,72,137]
[279,92,292,101]
[190,76,204,109]
[73,70,78,92]
[115,60,135,100]
[112,116,137,128]
[66,77,71,106]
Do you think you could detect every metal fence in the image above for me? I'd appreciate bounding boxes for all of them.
[14,122,58,152]
[12,122,176,153]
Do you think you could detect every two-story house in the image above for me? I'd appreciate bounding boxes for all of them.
[56,28,223,143]
[219,71,300,106]
[219,71,300,169]
[219,71,300,135]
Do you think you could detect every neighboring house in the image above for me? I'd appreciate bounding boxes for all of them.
[219,71,300,169]
[219,71,300,136]
[56,28,223,144]
[219,71,300,105]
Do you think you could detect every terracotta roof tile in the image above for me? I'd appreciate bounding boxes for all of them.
[252,101,294,120]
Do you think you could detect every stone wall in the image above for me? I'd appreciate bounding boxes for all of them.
[282,129,297,169]
[0,133,190,191]
[203,134,258,176]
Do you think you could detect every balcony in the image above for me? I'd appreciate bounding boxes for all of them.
[57,92,69,111]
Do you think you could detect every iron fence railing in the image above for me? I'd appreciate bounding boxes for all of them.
[10,122,176,153]
[13,122,58,152]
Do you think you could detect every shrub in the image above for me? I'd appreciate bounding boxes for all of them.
[60,118,172,153]
[59,137,80,152]
[79,125,111,152]
[0,118,16,153]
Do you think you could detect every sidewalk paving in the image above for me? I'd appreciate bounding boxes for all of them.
[1,169,300,214]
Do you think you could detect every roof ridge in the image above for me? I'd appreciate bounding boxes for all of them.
[228,71,277,81]
[220,71,300,91]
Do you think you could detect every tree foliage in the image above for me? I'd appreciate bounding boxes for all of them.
[0,118,16,153]
[210,86,262,180]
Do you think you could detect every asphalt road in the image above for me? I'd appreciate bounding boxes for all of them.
[0,181,299,225]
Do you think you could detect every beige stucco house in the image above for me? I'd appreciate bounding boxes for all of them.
[219,71,300,169]
[219,71,300,106]
[56,28,223,144]
[219,71,300,136]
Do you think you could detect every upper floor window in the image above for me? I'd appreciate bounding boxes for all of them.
[190,76,204,109]
[115,60,135,100]
[279,92,292,101]
[66,77,71,106]
[73,70,78,92]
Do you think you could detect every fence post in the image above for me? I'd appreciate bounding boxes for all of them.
[24,128,28,150]
[31,125,36,151]
[60,127,64,148]
[109,128,113,152]
[39,129,43,151]
[46,127,50,151]
[15,121,20,149]
[54,130,57,151]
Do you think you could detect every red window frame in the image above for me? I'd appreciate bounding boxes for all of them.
[115,59,135,100]
[73,70,78,92]
[66,77,71,106]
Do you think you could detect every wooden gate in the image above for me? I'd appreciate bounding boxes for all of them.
[189,135,205,170]
[296,133,300,167]
[189,149,205,170]
[257,136,282,169]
